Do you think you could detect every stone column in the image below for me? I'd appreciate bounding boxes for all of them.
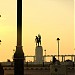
[13,0,24,75]
[62,56,64,62]
[71,56,73,61]
[63,56,65,61]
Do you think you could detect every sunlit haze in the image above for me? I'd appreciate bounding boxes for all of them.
[0,0,74,61]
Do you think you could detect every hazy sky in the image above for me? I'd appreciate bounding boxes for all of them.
[0,0,74,61]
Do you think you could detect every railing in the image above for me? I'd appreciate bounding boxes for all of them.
[25,55,75,62]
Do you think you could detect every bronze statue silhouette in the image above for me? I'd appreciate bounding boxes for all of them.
[35,34,41,46]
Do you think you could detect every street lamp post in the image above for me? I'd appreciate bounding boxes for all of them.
[0,15,1,43]
[57,38,60,60]
[44,50,46,62]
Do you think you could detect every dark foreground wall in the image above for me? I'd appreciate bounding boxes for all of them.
[0,63,4,75]
[4,67,50,75]
[3,66,75,75]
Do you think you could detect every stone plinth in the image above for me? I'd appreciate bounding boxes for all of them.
[35,46,43,63]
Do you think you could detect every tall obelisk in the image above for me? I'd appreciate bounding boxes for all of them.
[13,0,24,75]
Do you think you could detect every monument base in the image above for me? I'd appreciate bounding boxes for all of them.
[35,46,43,63]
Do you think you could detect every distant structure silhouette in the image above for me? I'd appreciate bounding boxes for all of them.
[35,34,41,46]
[13,0,24,75]
[52,56,56,64]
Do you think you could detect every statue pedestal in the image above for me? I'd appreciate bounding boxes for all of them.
[35,46,43,63]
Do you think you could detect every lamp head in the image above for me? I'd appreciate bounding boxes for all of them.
[0,40,1,42]
[57,38,60,40]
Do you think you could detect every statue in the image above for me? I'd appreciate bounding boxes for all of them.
[35,34,41,46]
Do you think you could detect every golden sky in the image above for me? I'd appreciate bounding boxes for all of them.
[0,0,74,61]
